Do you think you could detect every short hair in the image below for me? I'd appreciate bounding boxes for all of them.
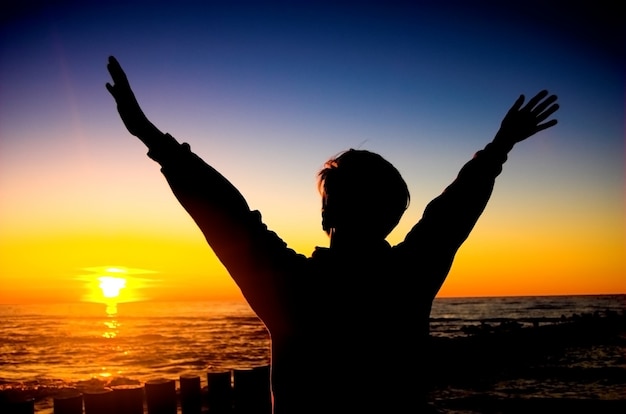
[317,149,410,238]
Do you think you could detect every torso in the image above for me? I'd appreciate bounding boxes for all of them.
[269,244,433,413]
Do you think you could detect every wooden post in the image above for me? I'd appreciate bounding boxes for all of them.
[1,396,35,414]
[111,384,144,414]
[254,365,271,407]
[232,366,271,414]
[145,378,177,414]
[83,388,115,414]
[180,374,202,414]
[53,388,83,414]
[207,370,232,413]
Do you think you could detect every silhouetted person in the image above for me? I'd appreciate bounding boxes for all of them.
[106,55,558,413]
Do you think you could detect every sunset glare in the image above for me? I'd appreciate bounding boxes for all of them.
[79,266,156,304]
[99,276,126,298]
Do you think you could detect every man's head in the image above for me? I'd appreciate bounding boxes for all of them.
[318,149,410,240]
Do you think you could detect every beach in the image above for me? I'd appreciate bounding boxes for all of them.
[1,295,624,413]
[428,309,626,412]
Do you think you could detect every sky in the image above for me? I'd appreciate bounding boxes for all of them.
[0,1,623,304]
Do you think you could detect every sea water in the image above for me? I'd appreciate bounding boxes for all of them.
[1,294,624,412]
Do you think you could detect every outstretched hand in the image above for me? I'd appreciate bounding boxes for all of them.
[493,90,559,151]
[106,56,158,143]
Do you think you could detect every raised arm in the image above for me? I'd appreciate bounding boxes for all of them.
[404,90,559,295]
[105,55,251,217]
[105,56,298,328]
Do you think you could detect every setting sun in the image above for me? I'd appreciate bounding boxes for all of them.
[99,276,126,298]
[79,266,157,304]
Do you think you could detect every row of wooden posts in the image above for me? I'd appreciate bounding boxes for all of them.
[3,366,272,414]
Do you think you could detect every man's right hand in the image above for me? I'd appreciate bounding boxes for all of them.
[106,56,159,143]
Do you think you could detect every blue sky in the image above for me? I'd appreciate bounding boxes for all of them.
[0,1,623,301]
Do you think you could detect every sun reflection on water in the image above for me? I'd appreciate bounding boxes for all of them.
[98,368,113,378]
[102,301,120,339]
[105,302,119,317]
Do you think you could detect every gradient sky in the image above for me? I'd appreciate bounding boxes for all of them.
[1,1,623,304]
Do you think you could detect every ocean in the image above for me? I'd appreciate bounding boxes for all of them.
[1,294,624,413]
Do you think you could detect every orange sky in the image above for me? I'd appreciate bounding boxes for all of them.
[1,180,623,304]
